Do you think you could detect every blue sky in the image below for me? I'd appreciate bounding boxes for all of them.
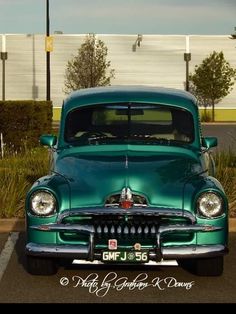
[0,0,235,35]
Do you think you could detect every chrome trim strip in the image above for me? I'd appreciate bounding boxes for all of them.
[155,224,222,251]
[26,242,228,259]
[26,243,89,258]
[105,203,147,208]
[30,223,95,234]
[30,223,222,234]
[162,245,228,259]
[158,224,222,234]
[57,208,196,224]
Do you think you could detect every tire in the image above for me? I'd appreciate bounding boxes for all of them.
[26,255,58,275]
[178,256,224,276]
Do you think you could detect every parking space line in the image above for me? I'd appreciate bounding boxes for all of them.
[0,232,19,282]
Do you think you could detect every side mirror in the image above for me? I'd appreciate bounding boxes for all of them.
[40,135,57,147]
[202,137,218,149]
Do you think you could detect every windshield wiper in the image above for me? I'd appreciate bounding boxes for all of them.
[87,136,119,144]
[128,137,191,147]
[67,135,190,147]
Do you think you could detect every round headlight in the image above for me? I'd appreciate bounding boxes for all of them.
[197,192,223,218]
[30,191,57,216]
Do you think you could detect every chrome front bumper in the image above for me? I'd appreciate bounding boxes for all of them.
[26,222,228,261]
[26,242,227,260]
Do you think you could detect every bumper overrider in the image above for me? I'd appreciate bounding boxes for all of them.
[26,208,228,261]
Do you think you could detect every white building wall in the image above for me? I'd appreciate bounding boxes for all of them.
[0,34,236,108]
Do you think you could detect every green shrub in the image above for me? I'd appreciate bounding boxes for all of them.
[0,100,52,150]
[201,110,212,122]
[215,149,236,217]
[0,147,50,218]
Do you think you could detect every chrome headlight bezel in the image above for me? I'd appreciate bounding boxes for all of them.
[29,190,57,216]
[196,191,224,219]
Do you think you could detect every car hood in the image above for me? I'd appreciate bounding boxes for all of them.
[55,147,202,210]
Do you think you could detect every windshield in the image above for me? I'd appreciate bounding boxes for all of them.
[64,103,194,146]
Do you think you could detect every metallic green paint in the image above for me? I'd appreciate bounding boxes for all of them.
[54,147,201,209]
[25,86,228,265]
[40,135,57,147]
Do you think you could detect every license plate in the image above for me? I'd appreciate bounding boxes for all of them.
[102,251,149,263]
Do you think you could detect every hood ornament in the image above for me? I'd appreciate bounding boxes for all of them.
[119,187,133,209]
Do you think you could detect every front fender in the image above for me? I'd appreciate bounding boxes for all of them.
[25,174,71,220]
[183,175,228,215]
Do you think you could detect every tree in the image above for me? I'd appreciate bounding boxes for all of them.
[188,81,212,121]
[188,81,210,113]
[64,34,115,93]
[189,51,236,121]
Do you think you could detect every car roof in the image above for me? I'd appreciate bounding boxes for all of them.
[63,85,198,113]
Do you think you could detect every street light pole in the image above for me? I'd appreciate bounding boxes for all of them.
[1,35,8,101]
[184,53,191,91]
[46,0,51,101]
[184,35,191,92]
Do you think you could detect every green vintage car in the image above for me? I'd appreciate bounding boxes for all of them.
[25,86,228,276]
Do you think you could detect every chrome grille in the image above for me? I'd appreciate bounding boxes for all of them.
[59,210,195,243]
[93,218,159,238]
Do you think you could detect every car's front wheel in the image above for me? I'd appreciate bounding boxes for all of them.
[178,256,223,276]
[26,255,58,275]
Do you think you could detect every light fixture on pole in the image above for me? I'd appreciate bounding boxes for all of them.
[1,34,8,101]
[229,26,236,39]
[184,35,191,92]
[132,34,143,52]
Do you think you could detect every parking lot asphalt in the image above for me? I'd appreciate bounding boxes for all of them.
[202,123,236,151]
[0,123,235,303]
[0,232,235,303]
[0,234,8,254]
